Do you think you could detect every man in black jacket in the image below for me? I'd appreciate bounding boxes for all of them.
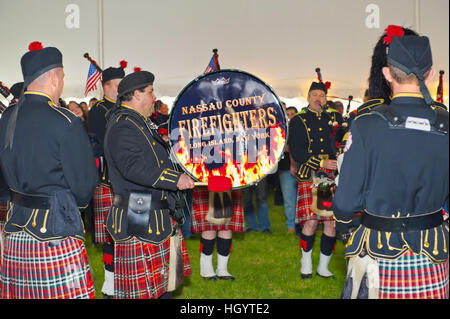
[0,42,98,299]
[334,35,449,299]
[87,63,125,298]
[103,70,194,299]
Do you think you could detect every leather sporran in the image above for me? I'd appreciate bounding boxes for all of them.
[205,190,234,225]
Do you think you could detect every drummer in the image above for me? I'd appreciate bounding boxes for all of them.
[288,82,338,279]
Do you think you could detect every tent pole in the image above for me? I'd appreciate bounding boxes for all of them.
[98,0,104,69]
[415,0,421,34]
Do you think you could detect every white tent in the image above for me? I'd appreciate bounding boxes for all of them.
[1,0,448,112]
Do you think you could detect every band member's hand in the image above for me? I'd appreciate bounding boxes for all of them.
[290,164,297,177]
[177,173,195,190]
[323,159,338,171]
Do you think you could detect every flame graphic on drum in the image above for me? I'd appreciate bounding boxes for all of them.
[174,125,286,188]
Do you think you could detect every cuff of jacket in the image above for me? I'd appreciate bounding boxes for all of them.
[152,168,182,190]
[296,156,322,182]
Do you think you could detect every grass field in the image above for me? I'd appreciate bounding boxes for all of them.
[85,192,347,299]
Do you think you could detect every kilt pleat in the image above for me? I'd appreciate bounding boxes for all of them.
[378,251,449,299]
[190,187,244,233]
[0,232,95,299]
[295,169,334,225]
[92,185,113,243]
[114,230,191,299]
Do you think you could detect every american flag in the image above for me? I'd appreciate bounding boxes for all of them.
[204,50,220,74]
[84,61,101,96]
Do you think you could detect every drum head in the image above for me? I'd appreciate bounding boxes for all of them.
[169,69,287,189]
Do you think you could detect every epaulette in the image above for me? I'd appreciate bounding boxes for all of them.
[93,100,109,112]
[47,101,76,123]
[432,101,448,112]
[356,98,384,115]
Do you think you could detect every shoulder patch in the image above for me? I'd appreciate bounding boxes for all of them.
[343,131,352,152]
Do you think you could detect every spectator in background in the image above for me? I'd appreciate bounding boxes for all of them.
[278,106,298,234]
[67,100,87,128]
[286,106,298,118]
[333,101,344,114]
[160,101,169,115]
[80,101,89,121]
[89,97,98,109]
[243,177,271,234]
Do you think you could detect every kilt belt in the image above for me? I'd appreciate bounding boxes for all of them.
[10,190,51,209]
[5,189,85,242]
[361,210,444,233]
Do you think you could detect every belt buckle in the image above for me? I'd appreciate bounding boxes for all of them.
[318,154,329,160]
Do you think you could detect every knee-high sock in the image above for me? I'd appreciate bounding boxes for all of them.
[102,242,115,296]
[200,237,216,255]
[217,237,232,256]
[320,233,336,256]
[103,242,114,272]
[300,233,315,252]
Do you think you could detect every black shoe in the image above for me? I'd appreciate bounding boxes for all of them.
[300,273,312,280]
[262,229,272,234]
[202,275,217,281]
[217,275,235,282]
[245,228,256,233]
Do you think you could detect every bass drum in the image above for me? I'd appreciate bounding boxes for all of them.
[169,69,287,189]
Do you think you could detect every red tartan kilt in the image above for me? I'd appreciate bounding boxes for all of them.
[190,187,244,233]
[295,169,334,225]
[378,251,449,299]
[1,232,95,299]
[93,185,113,243]
[114,230,191,299]
[0,202,5,292]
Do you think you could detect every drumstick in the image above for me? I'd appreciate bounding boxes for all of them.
[194,182,208,187]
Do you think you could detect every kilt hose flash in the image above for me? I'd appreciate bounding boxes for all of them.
[114,230,191,299]
[93,185,113,243]
[295,169,335,225]
[0,231,95,299]
[190,187,244,233]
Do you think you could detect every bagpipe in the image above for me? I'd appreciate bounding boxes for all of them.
[310,68,351,218]
[315,67,349,154]
[0,82,13,114]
